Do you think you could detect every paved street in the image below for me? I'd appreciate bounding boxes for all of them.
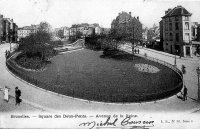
[0,43,44,113]
[0,43,200,114]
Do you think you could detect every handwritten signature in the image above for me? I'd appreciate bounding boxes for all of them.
[79,116,154,129]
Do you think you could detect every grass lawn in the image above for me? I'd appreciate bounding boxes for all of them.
[15,49,182,102]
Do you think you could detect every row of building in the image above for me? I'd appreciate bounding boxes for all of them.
[17,24,39,41]
[18,23,110,41]
[53,23,110,40]
[0,14,18,43]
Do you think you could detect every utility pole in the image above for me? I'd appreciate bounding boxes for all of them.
[196,67,200,102]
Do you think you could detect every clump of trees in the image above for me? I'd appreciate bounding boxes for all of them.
[16,22,57,69]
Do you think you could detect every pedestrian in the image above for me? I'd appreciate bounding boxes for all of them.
[5,50,7,58]
[4,86,10,102]
[15,87,22,105]
[179,52,182,58]
[8,51,10,58]
[194,51,197,56]
[134,49,137,54]
[137,49,140,54]
[183,86,187,101]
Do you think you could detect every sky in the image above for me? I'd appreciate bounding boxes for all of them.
[0,0,200,28]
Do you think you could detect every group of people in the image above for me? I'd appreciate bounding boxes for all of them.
[2,86,22,105]
[134,49,140,54]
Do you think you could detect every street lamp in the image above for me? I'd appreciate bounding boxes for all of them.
[196,67,200,101]
[174,50,178,66]
[10,41,11,51]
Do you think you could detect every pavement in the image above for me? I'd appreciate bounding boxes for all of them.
[0,43,45,113]
[0,43,200,114]
[0,91,44,113]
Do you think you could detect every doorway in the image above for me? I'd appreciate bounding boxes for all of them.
[186,47,190,56]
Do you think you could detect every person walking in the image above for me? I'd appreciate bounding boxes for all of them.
[183,86,188,101]
[5,50,7,58]
[137,49,140,54]
[4,86,10,102]
[15,87,22,105]
[134,49,137,54]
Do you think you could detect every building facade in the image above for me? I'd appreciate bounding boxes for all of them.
[17,25,38,41]
[191,22,198,40]
[197,25,200,41]
[95,26,102,35]
[161,5,192,57]
[0,15,3,43]
[0,15,18,43]
[63,27,69,39]
[68,23,101,40]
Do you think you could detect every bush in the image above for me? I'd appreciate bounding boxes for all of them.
[103,48,119,56]
[15,53,45,70]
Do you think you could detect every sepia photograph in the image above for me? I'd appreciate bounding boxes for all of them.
[0,0,200,128]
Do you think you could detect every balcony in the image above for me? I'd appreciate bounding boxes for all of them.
[183,41,192,45]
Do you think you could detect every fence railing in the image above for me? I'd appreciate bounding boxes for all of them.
[6,49,183,103]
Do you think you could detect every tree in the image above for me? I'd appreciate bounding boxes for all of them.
[57,29,64,39]
[18,22,54,61]
[147,29,156,42]
[38,22,52,33]
[76,31,83,39]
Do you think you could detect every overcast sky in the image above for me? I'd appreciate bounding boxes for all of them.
[0,0,200,28]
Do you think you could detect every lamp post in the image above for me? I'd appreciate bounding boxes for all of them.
[196,67,200,101]
[174,50,178,66]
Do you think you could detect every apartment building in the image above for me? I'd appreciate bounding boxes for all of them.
[160,5,192,57]
[17,25,38,41]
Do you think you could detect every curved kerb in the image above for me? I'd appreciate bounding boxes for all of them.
[6,47,183,106]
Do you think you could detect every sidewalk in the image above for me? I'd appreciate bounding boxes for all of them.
[0,90,44,113]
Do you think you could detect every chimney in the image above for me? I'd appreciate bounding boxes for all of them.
[129,12,131,16]
[165,8,171,14]
[137,16,139,20]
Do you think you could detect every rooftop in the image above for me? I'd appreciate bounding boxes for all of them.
[162,5,192,18]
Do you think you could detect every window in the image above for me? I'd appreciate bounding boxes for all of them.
[170,33,173,41]
[176,33,179,41]
[165,23,168,31]
[185,33,190,42]
[185,16,189,21]
[175,17,179,21]
[165,33,168,41]
[175,23,179,30]
[185,22,189,30]
[169,17,172,22]
[169,23,172,31]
